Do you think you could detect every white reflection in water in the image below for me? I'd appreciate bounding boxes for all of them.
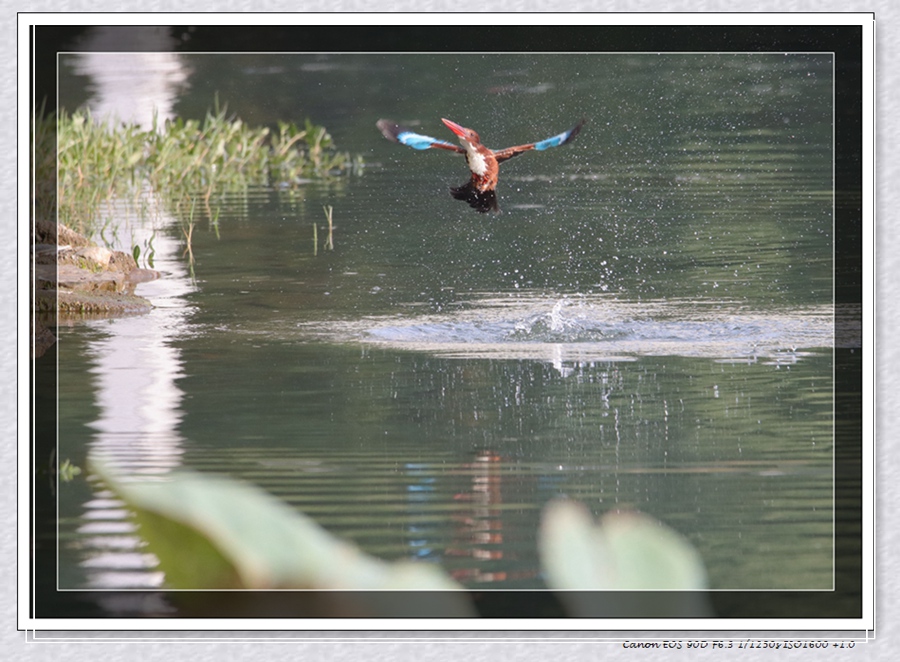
[69,37,196,588]
[74,37,194,472]
[70,27,189,130]
[76,221,194,589]
[84,227,193,476]
[75,217,195,589]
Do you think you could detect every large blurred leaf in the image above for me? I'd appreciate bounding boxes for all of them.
[89,460,713,617]
[539,499,712,617]
[91,460,472,608]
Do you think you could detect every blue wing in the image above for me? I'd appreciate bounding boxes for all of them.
[494,118,586,162]
[377,119,464,153]
[534,120,585,150]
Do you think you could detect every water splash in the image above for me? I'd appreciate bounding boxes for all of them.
[293,294,834,366]
[510,297,615,342]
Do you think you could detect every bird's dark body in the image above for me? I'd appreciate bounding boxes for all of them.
[449,180,499,213]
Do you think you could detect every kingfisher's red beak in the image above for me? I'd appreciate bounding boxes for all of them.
[441,118,469,138]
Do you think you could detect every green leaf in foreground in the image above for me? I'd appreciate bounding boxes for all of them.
[88,460,713,617]
[90,460,471,605]
[539,500,712,617]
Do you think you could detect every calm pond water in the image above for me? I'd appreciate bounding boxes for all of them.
[54,48,841,596]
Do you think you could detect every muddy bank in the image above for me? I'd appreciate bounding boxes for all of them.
[32,219,160,357]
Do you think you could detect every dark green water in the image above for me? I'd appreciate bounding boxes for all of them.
[55,51,837,593]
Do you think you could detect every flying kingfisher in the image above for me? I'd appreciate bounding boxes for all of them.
[376,117,586,213]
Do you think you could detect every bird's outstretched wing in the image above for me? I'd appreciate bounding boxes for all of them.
[377,119,465,153]
[493,118,586,163]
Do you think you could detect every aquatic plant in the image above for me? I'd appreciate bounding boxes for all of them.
[58,459,81,483]
[31,102,57,223]
[321,204,334,252]
[53,103,363,236]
